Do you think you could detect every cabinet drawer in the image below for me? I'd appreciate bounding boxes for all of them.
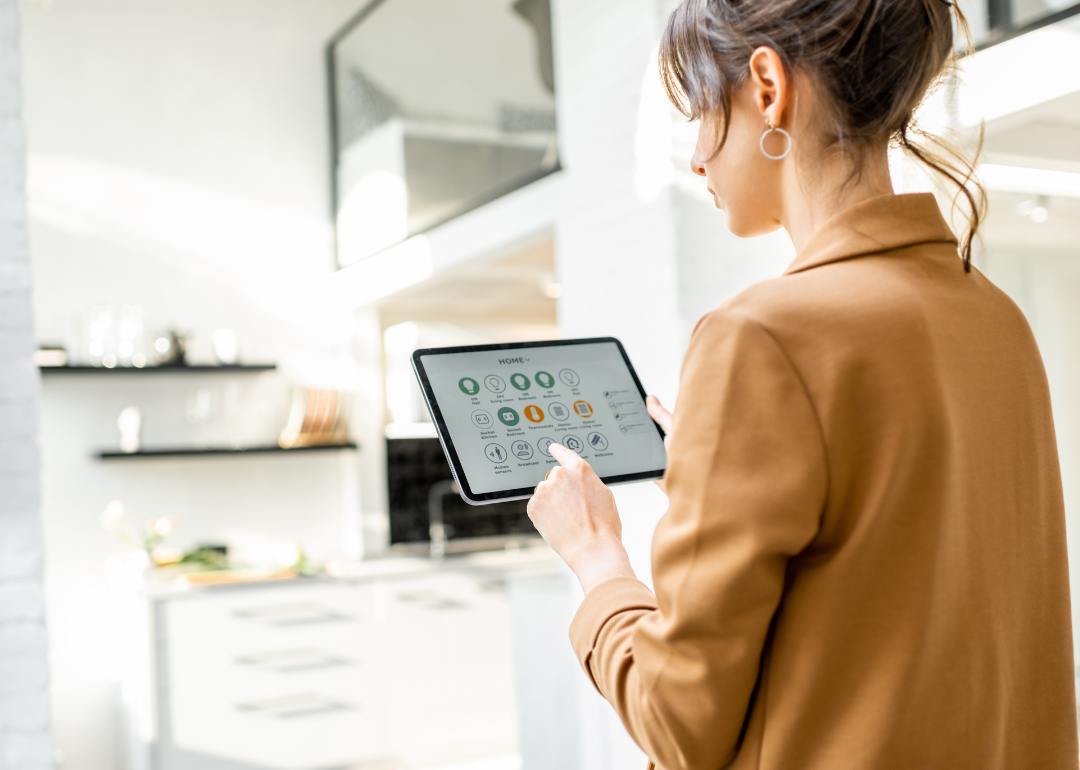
[165,582,374,654]
[169,690,383,770]
[156,573,520,769]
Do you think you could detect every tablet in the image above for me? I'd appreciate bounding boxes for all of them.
[411,337,667,505]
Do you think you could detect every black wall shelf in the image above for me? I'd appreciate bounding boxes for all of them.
[42,364,277,375]
[97,443,358,460]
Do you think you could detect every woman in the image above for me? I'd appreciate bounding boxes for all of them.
[527,0,1079,768]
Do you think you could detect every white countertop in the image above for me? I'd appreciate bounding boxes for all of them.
[139,543,563,599]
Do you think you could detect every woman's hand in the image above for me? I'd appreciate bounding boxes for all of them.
[647,395,674,494]
[527,442,636,595]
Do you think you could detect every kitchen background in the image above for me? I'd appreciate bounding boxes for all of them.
[2,0,1080,769]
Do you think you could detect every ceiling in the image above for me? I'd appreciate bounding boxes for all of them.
[983,90,1080,171]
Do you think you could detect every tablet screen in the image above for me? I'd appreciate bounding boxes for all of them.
[415,339,667,500]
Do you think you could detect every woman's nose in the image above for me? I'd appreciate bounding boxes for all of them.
[690,153,706,177]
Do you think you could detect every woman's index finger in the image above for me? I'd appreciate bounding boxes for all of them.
[548,441,581,466]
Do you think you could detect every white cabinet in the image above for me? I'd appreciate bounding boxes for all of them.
[163,583,382,769]
[142,568,527,770]
[374,572,519,767]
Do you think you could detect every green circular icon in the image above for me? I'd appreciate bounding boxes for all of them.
[535,371,555,389]
[459,377,480,395]
[497,407,520,426]
[510,373,531,391]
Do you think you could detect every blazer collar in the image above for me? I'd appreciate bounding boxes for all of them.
[784,193,958,276]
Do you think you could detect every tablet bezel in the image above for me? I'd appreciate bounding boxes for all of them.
[411,337,667,505]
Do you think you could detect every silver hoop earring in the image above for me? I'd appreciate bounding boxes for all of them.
[759,124,792,160]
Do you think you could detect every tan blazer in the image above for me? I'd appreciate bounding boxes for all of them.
[570,194,1078,769]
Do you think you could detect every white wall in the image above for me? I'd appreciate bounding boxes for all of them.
[0,1,53,768]
[19,2,366,769]
[982,232,1080,656]
[22,0,363,375]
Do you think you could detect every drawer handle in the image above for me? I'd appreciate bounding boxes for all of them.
[235,693,354,719]
[232,602,354,626]
[394,590,468,611]
[234,648,355,673]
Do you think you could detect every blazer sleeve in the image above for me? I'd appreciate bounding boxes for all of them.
[569,310,828,770]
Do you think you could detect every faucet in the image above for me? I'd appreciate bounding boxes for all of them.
[427,479,458,559]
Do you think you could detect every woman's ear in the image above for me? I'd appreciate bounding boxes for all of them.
[748,46,790,128]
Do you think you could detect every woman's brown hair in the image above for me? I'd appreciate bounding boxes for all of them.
[660,0,984,270]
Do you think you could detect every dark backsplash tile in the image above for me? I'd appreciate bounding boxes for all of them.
[386,438,536,544]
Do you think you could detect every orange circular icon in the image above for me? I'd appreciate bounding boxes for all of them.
[524,405,545,423]
[573,400,593,418]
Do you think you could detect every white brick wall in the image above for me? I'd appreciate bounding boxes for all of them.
[0,0,52,768]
